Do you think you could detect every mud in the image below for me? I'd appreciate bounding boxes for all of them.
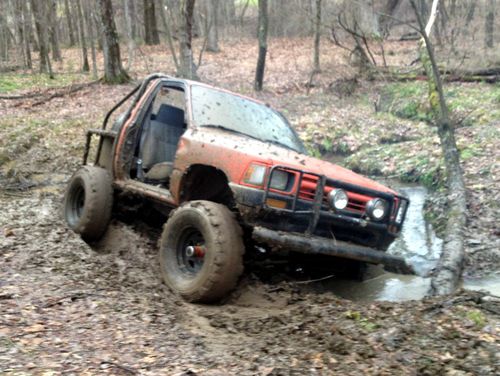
[1,185,499,375]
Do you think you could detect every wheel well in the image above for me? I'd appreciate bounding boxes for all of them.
[180,165,235,207]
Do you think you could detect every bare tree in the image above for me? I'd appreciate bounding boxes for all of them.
[83,0,98,79]
[206,0,220,52]
[48,0,61,61]
[75,0,89,72]
[464,0,476,27]
[11,0,31,69]
[158,0,179,71]
[124,0,136,70]
[254,0,268,91]
[30,0,53,77]
[129,0,137,40]
[21,0,32,68]
[0,2,12,62]
[410,0,467,296]
[379,0,401,37]
[64,0,77,46]
[97,0,130,83]
[144,0,160,45]
[177,0,198,79]
[313,0,321,73]
[485,0,496,48]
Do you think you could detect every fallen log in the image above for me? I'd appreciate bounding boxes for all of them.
[31,80,100,106]
[376,67,500,84]
[0,80,100,101]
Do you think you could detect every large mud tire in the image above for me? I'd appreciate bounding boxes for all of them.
[159,200,245,303]
[64,166,113,242]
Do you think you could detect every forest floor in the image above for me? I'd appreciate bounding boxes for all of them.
[0,38,499,374]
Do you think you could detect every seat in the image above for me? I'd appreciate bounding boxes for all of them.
[139,104,185,182]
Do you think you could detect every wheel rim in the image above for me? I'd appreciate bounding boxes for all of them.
[67,185,85,227]
[176,227,206,276]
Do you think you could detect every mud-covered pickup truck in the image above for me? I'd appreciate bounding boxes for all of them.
[64,73,411,302]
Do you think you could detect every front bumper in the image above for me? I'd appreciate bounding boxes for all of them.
[230,166,411,270]
[252,227,414,274]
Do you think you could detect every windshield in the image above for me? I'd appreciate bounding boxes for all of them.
[190,85,306,153]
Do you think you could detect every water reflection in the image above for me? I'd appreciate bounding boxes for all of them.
[387,186,442,276]
[322,184,499,301]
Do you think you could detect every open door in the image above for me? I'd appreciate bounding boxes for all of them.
[133,84,187,187]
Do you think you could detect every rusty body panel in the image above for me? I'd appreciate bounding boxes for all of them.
[173,127,396,196]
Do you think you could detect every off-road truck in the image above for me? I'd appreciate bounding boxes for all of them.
[64,73,411,303]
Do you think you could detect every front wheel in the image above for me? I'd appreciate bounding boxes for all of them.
[159,201,245,303]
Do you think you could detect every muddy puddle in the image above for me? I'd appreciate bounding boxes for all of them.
[320,184,500,301]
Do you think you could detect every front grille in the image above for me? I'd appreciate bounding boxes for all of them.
[263,165,407,236]
[299,176,370,214]
[298,174,319,200]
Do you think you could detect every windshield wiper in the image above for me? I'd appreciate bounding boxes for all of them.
[264,139,299,152]
[199,124,262,142]
[200,124,302,153]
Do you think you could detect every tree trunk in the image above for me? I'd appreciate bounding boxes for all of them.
[206,0,219,52]
[129,0,137,39]
[97,0,130,84]
[83,0,98,79]
[464,0,476,26]
[48,0,62,61]
[144,0,160,45]
[379,0,401,36]
[30,0,53,77]
[177,0,198,79]
[254,0,268,91]
[225,0,236,26]
[76,0,89,72]
[124,0,136,70]
[13,0,26,67]
[21,0,32,68]
[192,4,203,38]
[485,0,495,48]
[313,0,321,72]
[410,0,467,296]
[64,0,76,46]
[158,0,179,70]
[0,20,7,62]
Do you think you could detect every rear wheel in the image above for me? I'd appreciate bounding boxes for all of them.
[64,166,113,242]
[159,200,244,303]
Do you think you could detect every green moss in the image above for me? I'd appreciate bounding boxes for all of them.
[0,73,90,93]
[378,82,431,122]
[466,310,486,328]
[0,151,9,166]
[102,71,131,85]
[307,145,322,158]
[345,138,444,189]
[378,82,500,125]
[322,137,333,153]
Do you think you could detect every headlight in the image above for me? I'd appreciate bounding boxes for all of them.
[243,163,267,186]
[395,199,407,224]
[366,198,387,220]
[270,169,292,191]
[328,189,348,210]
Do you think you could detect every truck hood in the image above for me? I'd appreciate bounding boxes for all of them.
[187,127,396,195]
